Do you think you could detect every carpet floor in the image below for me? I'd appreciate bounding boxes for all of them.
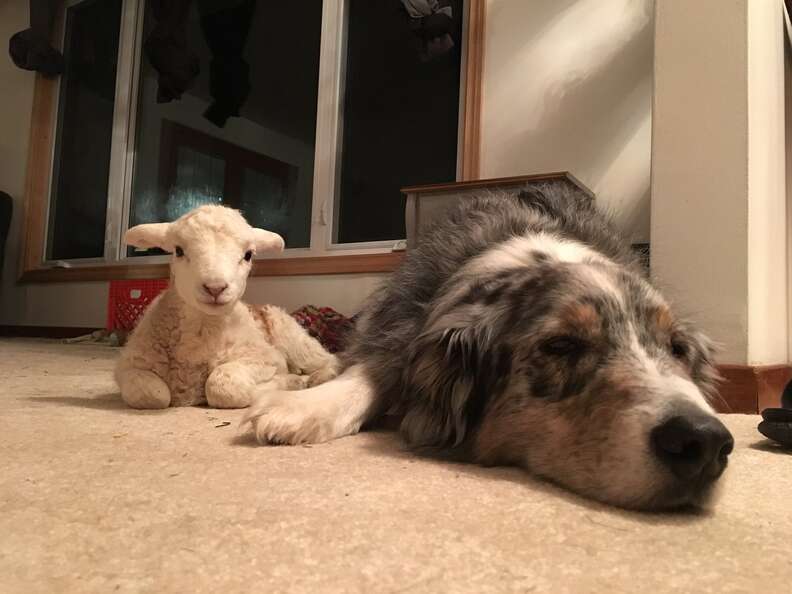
[1,338,790,594]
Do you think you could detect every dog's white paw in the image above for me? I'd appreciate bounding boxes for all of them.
[242,391,337,445]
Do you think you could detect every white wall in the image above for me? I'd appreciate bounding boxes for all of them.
[481,0,654,242]
[652,0,787,365]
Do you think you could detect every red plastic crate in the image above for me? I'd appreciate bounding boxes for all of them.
[107,279,168,332]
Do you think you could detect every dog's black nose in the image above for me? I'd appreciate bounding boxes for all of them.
[651,413,734,481]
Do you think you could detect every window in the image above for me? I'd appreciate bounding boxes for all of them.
[47,0,123,260]
[28,0,478,278]
[128,0,321,253]
[336,0,464,244]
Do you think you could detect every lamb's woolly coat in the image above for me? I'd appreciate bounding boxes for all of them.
[115,206,338,409]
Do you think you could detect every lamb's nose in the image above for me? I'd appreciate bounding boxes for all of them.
[202,283,228,298]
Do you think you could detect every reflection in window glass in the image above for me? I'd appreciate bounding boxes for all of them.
[47,0,123,260]
[239,167,299,244]
[129,0,322,252]
[171,147,225,215]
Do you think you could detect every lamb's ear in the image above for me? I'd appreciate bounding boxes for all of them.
[252,228,285,253]
[125,223,172,251]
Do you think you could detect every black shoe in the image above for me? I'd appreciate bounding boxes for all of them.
[758,406,792,449]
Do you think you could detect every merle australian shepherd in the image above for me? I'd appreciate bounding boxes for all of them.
[244,186,734,510]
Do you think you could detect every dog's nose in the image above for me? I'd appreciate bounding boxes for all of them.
[202,283,228,298]
[651,413,734,481]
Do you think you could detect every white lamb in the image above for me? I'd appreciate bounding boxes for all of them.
[115,205,339,409]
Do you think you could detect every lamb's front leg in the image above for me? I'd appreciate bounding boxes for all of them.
[117,368,171,409]
[205,360,282,408]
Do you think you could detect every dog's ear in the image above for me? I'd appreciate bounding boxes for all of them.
[688,328,721,403]
[401,309,511,449]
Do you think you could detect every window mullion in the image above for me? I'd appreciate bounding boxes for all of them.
[310,0,347,256]
[104,0,143,263]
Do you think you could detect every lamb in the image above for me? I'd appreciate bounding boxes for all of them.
[115,205,339,409]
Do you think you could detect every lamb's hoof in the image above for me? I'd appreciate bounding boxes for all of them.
[242,391,334,445]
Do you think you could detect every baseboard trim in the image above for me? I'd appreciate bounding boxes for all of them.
[0,325,99,339]
[716,364,792,413]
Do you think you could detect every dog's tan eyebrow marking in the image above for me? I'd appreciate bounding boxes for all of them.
[652,305,675,333]
[563,302,601,333]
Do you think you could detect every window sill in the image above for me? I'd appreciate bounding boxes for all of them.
[18,253,404,283]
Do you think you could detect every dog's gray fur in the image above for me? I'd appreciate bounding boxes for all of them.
[246,185,730,509]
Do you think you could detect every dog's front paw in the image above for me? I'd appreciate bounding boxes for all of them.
[242,390,335,445]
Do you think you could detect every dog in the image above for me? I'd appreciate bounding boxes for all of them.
[243,186,734,510]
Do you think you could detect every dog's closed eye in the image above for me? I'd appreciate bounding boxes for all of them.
[540,335,589,357]
[669,336,688,359]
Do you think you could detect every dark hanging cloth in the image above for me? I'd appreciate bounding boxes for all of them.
[144,0,200,103]
[400,0,455,62]
[198,0,256,128]
[8,0,63,76]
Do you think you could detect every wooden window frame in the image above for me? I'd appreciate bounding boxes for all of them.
[18,0,484,283]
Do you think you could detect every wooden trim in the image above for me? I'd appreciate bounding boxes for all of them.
[21,263,170,283]
[402,172,595,197]
[716,364,792,413]
[19,252,404,283]
[18,3,65,279]
[460,0,485,181]
[0,325,99,339]
[19,74,58,277]
[251,253,403,276]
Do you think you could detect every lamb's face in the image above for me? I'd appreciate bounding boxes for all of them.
[125,206,284,316]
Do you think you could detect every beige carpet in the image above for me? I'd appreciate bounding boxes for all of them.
[0,338,790,594]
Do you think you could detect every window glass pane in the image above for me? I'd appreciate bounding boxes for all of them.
[47,0,123,260]
[239,167,301,246]
[128,0,322,254]
[336,0,464,244]
[172,146,225,215]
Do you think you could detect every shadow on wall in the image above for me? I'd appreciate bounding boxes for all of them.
[483,0,653,242]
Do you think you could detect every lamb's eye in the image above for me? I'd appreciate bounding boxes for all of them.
[540,335,588,357]
[175,246,184,258]
[244,250,253,262]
